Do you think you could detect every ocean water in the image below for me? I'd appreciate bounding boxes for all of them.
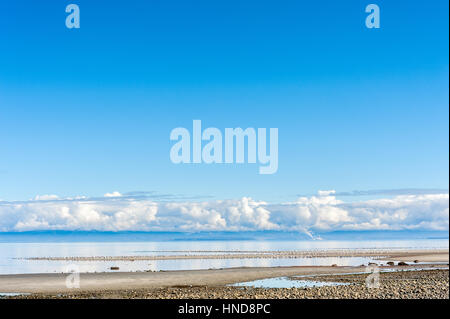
[0,238,447,275]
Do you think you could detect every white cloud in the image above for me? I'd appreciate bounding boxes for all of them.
[33,194,59,201]
[0,191,448,233]
[318,190,336,196]
[104,191,122,198]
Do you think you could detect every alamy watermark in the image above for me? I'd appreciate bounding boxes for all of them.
[365,265,380,288]
[65,4,80,29]
[170,120,278,174]
[63,4,380,30]
[365,4,380,29]
[64,264,80,289]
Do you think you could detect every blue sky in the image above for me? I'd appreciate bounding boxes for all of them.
[0,0,448,204]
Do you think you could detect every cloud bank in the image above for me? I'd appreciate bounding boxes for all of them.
[0,191,448,233]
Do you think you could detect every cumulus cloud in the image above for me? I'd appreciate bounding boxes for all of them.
[0,191,448,233]
[316,188,448,197]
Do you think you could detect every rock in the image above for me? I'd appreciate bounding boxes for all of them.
[398,262,408,266]
[414,260,419,264]
[331,264,338,267]
[387,262,395,266]
[110,266,120,270]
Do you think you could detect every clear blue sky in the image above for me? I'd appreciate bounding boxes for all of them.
[0,0,448,202]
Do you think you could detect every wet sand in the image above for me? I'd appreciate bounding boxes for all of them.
[378,253,448,262]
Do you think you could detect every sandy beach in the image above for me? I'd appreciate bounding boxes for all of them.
[1,249,448,298]
[1,266,448,299]
[33,269,446,299]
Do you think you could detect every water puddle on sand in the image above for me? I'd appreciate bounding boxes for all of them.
[231,277,349,289]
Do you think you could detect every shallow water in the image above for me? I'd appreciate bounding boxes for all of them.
[5,256,379,275]
[232,277,350,289]
[0,239,447,275]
